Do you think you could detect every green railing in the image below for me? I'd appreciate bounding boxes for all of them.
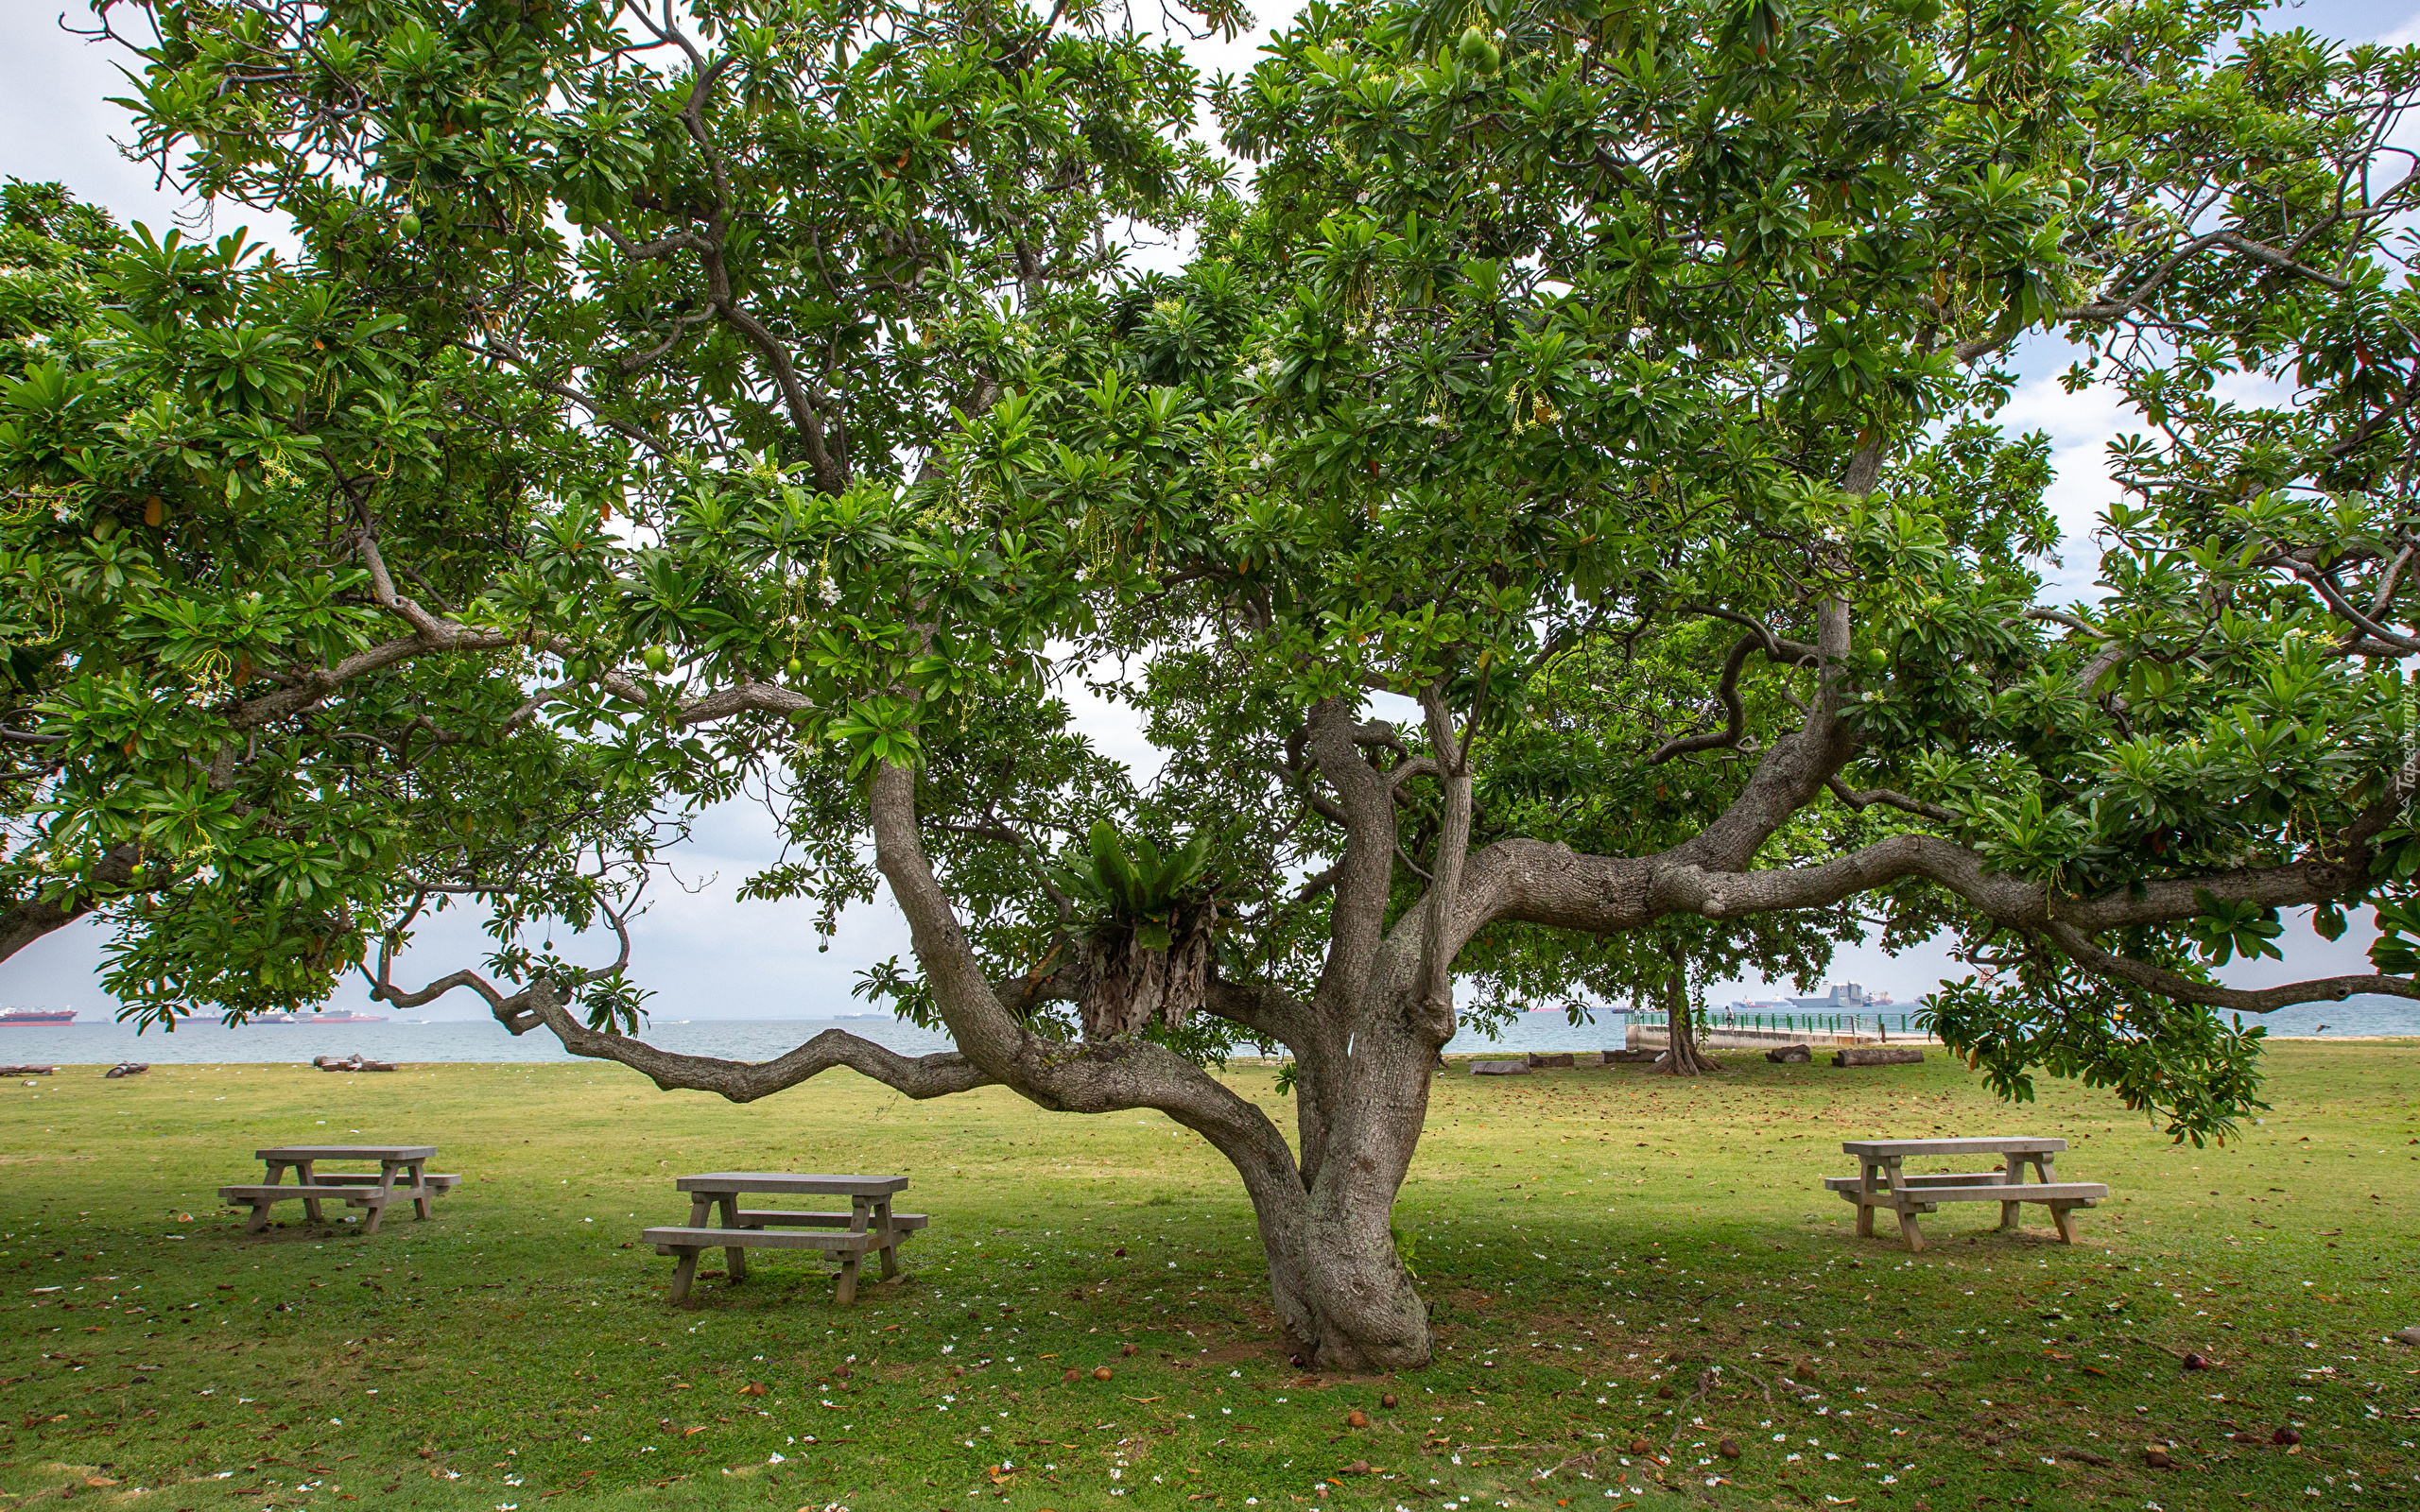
[1712,1011,1918,1035]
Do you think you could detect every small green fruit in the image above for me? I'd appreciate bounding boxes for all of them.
[1457,26,1500,73]
[785,657,804,679]
[397,210,422,237]
[641,645,670,673]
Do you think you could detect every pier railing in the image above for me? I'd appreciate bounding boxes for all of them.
[1713,1011,1919,1038]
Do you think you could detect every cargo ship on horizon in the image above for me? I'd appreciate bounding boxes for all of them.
[230,1009,390,1025]
[0,1006,76,1026]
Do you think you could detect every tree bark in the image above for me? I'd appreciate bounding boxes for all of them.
[1659,959,1717,1077]
[1291,954,1447,1369]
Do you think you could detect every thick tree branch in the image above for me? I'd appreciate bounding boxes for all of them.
[2043,920,2420,1014]
[1204,977,1312,1051]
[1668,597,1858,871]
[1448,763,2409,964]
[524,980,994,1101]
[1303,698,1403,1016]
[1411,683,1474,1040]
[0,843,161,965]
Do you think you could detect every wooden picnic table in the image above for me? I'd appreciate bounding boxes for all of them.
[1827,1137,2106,1252]
[643,1173,925,1305]
[218,1144,457,1236]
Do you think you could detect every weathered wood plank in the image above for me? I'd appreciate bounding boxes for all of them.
[254,1144,438,1161]
[308,1173,461,1191]
[1828,1181,2105,1205]
[218,1183,433,1202]
[731,1211,930,1231]
[642,1226,885,1251]
[1467,1059,1530,1075]
[1840,1137,2066,1157]
[1852,1181,2105,1205]
[674,1173,908,1197]
[1822,1173,2008,1193]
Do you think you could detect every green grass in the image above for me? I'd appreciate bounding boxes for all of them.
[2,1042,2417,1512]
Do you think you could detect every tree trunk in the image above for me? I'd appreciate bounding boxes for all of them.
[860,757,1441,1366]
[1288,983,1440,1369]
[1660,963,1717,1077]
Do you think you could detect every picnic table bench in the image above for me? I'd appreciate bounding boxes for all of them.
[1827,1137,2107,1252]
[644,1173,924,1305]
[218,1145,456,1235]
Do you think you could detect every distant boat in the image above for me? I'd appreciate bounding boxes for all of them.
[232,1010,389,1025]
[0,1007,75,1026]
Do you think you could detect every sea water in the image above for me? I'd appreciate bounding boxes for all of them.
[0,994,2406,1067]
[0,1010,1637,1065]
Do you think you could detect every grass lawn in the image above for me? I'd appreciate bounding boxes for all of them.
[2,1040,2416,1512]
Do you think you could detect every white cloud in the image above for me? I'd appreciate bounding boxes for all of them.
[4,6,241,240]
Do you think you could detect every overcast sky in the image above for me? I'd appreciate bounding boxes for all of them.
[3,0,2413,1020]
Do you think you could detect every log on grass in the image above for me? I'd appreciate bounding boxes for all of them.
[1526,1051,1575,1069]
[313,1055,401,1073]
[1831,1045,1925,1067]
[2,1064,57,1076]
[1764,1044,1813,1063]
[1468,1059,1531,1075]
[103,1062,149,1078]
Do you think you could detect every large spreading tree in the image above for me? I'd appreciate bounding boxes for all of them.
[85,0,2420,1368]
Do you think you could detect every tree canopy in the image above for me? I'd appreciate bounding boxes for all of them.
[15,0,2418,1366]
[0,177,658,1026]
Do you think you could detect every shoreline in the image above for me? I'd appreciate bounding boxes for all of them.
[5,1035,2411,1077]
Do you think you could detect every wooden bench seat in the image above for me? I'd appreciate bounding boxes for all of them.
[730,1210,929,1231]
[305,1173,461,1192]
[642,1224,916,1305]
[1829,1177,2107,1247]
[1833,1180,2108,1207]
[218,1182,438,1234]
[1822,1172,2010,1193]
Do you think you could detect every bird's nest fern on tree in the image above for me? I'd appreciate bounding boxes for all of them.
[1052,820,1220,1040]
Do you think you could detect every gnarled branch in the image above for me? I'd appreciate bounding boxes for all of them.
[2043,920,2420,1014]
